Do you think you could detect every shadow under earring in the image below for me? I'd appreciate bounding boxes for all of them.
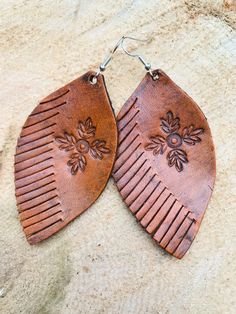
[14,41,121,244]
[113,37,216,259]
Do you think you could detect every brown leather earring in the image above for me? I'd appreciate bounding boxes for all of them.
[14,40,122,244]
[113,37,216,259]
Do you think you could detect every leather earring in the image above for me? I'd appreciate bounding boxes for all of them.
[113,37,216,259]
[14,40,121,244]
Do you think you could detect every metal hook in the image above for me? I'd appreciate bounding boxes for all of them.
[120,36,158,80]
[91,36,158,84]
[91,37,124,84]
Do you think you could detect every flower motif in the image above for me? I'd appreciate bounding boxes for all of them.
[145,111,204,172]
[56,117,110,175]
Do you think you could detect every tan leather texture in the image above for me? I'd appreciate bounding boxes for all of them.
[113,69,216,259]
[15,71,117,244]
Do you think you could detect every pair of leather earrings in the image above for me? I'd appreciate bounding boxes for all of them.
[14,36,216,259]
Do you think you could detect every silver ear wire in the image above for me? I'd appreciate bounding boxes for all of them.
[120,36,159,80]
[91,37,124,84]
[91,36,158,84]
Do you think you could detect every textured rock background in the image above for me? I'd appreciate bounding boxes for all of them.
[0,0,235,313]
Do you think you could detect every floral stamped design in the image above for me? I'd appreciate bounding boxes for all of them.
[56,117,110,175]
[145,111,204,172]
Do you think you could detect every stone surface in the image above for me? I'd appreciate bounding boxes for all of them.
[0,0,235,313]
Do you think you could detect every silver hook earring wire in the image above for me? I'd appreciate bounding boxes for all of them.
[91,36,158,84]
[120,36,159,80]
[90,37,124,84]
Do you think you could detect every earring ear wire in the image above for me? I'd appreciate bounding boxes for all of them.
[120,36,158,80]
[94,37,124,81]
[94,36,158,82]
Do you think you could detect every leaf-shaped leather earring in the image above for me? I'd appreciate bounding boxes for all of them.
[14,40,122,244]
[113,37,216,259]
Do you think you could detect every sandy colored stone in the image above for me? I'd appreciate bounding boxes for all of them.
[0,0,235,313]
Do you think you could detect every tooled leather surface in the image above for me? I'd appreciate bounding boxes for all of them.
[113,69,216,259]
[15,71,117,244]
